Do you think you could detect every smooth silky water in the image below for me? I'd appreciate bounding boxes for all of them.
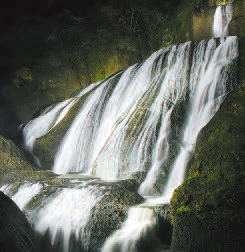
[213,2,233,38]
[0,3,239,251]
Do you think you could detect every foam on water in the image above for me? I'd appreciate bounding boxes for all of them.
[34,186,104,251]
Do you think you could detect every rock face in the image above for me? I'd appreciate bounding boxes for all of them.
[0,191,37,252]
[170,39,245,252]
[0,135,55,186]
[152,204,173,250]
[87,180,144,251]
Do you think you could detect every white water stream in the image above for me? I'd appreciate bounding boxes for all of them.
[1,182,104,252]
[34,186,104,251]
[102,206,158,252]
[102,36,238,251]
[213,3,233,37]
[21,82,100,166]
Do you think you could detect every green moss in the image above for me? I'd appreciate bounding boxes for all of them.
[216,0,233,6]
[176,205,191,214]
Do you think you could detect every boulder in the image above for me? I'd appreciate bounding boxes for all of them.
[0,135,55,186]
[87,181,144,251]
[0,191,37,252]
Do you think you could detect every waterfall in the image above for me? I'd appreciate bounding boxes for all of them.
[22,37,238,193]
[22,43,192,185]
[102,36,238,251]
[1,182,104,252]
[102,206,158,252]
[101,4,237,249]
[213,3,233,37]
[21,82,100,166]
[16,15,238,250]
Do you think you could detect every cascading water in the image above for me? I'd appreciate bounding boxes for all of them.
[22,38,237,192]
[213,3,233,37]
[1,5,238,250]
[22,43,192,186]
[102,36,238,251]
[102,206,158,252]
[21,82,100,166]
[34,186,104,251]
[52,43,191,178]
[160,36,238,203]
[1,181,105,252]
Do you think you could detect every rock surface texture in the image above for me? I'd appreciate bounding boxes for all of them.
[0,191,37,252]
[0,135,55,186]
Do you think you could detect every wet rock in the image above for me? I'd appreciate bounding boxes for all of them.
[0,191,37,252]
[153,204,173,249]
[88,178,141,193]
[130,171,148,185]
[0,135,55,186]
[87,183,144,251]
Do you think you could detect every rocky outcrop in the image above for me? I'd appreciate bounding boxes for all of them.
[0,191,37,252]
[0,135,55,186]
[87,181,144,251]
[170,38,245,252]
[154,204,173,250]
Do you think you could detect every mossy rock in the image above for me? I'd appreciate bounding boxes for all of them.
[216,0,233,6]
[170,213,244,252]
[230,0,245,38]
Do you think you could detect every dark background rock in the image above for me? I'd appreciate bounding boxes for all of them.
[153,204,173,249]
[170,214,244,252]
[0,191,37,252]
